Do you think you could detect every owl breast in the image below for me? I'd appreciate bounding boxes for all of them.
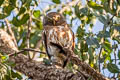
[43,25,74,67]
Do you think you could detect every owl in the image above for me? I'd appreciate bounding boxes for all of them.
[42,12,75,68]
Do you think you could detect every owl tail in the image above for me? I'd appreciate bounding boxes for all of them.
[50,42,69,68]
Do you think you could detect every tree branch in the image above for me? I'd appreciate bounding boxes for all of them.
[8,47,109,80]
[70,55,109,80]
[9,48,46,56]
[4,19,18,47]
[9,54,86,80]
[27,12,32,59]
[50,43,109,80]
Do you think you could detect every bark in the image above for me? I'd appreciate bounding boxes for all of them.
[8,50,109,80]
[9,54,86,80]
[7,45,110,80]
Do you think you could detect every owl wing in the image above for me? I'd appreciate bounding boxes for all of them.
[42,30,51,59]
[43,25,74,57]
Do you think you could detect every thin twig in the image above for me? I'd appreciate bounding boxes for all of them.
[4,19,17,47]
[114,42,117,64]
[113,42,117,79]
[27,12,32,59]
[98,46,103,72]
[9,48,46,56]
[109,0,114,10]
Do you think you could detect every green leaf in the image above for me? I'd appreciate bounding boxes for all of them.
[21,0,27,5]
[0,14,7,19]
[12,17,21,26]
[33,18,43,29]
[20,13,29,25]
[80,41,88,52]
[97,31,110,38]
[1,55,9,62]
[79,7,88,15]
[11,70,22,79]
[12,13,29,26]
[3,5,14,15]
[64,10,72,16]
[113,26,120,32]
[75,4,80,18]
[98,15,106,24]
[118,0,120,5]
[34,0,38,6]
[77,26,85,40]
[9,0,16,6]
[88,1,103,10]
[4,75,12,80]
[25,0,32,8]
[0,0,4,6]
[75,3,87,19]
[52,0,61,4]
[99,57,106,63]
[103,1,116,14]
[113,37,120,44]
[88,47,94,61]
[107,63,120,73]
[33,10,40,18]
[86,37,100,48]
[1,22,4,28]
[103,39,112,53]
[17,7,26,16]
[30,30,42,47]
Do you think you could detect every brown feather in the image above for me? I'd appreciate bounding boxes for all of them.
[43,12,75,68]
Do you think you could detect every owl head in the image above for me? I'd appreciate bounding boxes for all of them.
[43,12,66,26]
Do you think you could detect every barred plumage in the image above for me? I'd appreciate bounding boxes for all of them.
[43,12,75,67]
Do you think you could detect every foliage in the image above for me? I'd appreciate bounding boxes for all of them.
[0,0,120,79]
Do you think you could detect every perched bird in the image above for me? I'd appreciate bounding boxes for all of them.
[42,12,75,68]
[0,29,18,54]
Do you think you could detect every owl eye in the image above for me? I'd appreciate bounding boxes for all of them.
[53,15,60,21]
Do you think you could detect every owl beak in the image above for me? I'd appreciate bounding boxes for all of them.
[53,16,60,25]
[53,15,59,21]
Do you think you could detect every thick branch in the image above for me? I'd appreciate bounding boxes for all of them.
[9,54,86,80]
[50,43,109,80]
[70,55,109,80]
